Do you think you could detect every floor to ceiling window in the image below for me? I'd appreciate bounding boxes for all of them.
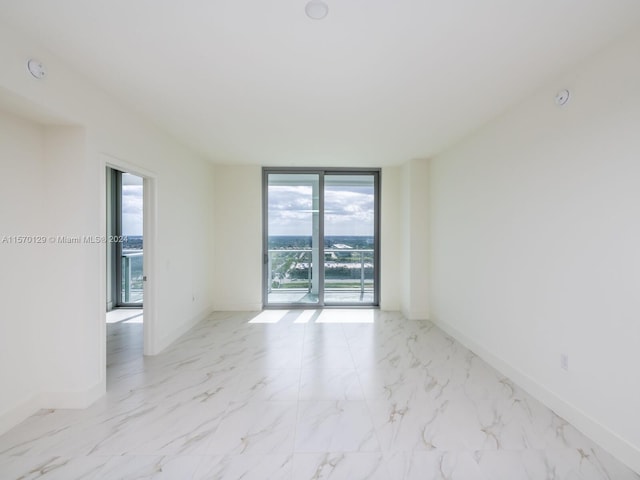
[263,168,380,307]
[106,168,144,309]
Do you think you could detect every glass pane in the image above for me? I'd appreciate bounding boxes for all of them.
[324,175,375,304]
[267,173,320,305]
[120,172,144,305]
[121,251,143,303]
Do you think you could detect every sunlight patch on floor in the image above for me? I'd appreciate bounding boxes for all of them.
[249,310,290,324]
[106,308,143,324]
[248,309,375,324]
[316,309,375,324]
[293,310,318,324]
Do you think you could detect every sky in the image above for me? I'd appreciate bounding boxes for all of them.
[121,173,143,236]
[120,175,374,237]
[268,184,374,236]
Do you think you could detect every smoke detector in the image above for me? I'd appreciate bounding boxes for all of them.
[555,89,570,107]
[305,1,329,20]
[27,59,46,79]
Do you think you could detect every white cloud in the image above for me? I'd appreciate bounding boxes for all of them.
[325,186,374,236]
[268,185,373,236]
[122,185,143,236]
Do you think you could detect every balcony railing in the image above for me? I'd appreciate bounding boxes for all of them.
[122,250,143,304]
[267,248,374,295]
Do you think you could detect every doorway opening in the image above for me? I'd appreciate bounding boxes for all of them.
[106,168,144,312]
[263,168,380,308]
[105,167,144,377]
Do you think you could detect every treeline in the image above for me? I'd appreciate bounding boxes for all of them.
[124,235,143,250]
[288,266,374,280]
[269,235,374,249]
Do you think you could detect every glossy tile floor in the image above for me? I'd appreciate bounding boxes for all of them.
[0,310,638,479]
[267,290,375,304]
[106,308,144,324]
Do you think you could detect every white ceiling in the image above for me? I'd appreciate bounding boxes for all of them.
[2,1,640,166]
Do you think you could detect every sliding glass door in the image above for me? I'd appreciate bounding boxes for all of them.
[323,174,376,304]
[265,173,321,305]
[263,169,379,307]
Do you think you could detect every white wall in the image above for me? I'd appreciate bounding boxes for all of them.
[41,126,99,400]
[380,166,402,311]
[429,29,640,472]
[210,165,404,311]
[0,110,46,433]
[0,23,214,433]
[399,159,429,319]
[211,165,263,311]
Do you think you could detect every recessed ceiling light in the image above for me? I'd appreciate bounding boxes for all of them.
[305,0,329,20]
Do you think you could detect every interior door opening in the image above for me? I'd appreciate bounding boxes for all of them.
[106,167,144,318]
[263,168,380,308]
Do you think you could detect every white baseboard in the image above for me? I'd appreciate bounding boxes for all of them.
[0,379,106,437]
[214,303,263,312]
[433,319,640,475]
[39,378,106,409]
[0,308,214,437]
[402,307,429,320]
[152,307,213,355]
[0,395,41,437]
[380,302,401,311]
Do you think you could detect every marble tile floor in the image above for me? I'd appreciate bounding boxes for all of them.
[106,308,144,324]
[267,291,375,305]
[0,310,637,479]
